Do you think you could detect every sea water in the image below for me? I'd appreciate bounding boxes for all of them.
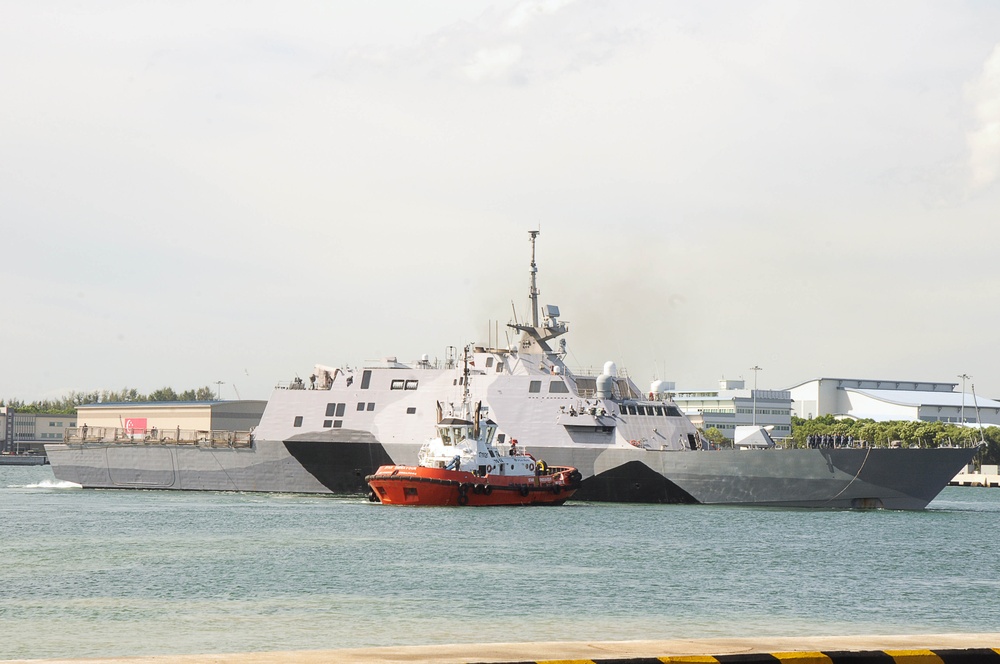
[2,464,999,660]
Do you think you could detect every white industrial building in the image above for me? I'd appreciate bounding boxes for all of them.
[1,407,77,455]
[787,378,1000,425]
[665,379,793,441]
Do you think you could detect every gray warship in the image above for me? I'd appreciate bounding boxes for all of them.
[46,232,977,508]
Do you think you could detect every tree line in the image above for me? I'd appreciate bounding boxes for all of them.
[705,414,1000,464]
[1,386,218,414]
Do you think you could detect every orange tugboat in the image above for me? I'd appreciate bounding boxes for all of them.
[366,349,581,506]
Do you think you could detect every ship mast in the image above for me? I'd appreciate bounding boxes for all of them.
[529,230,540,327]
[509,229,567,352]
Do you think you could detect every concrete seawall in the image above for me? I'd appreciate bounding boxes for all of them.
[5,633,999,664]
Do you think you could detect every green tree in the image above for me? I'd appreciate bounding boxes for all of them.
[148,387,179,402]
[702,427,728,448]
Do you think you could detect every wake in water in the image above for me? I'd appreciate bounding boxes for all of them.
[18,478,82,489]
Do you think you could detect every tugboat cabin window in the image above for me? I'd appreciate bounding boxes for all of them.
[391,379,405,390]
[529,381,542,393]
[441,429,452,444]
[405,380,419,390]
[549,381,569,394]
[293,416,303,427]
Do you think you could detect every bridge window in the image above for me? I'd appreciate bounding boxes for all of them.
[293,416,303,427]
[405,380,419,390]
[367,402,375,411]
[548,381,569,394]
[360,370,372,390]
[406,407,417,414]
[357,402,365,411]
[529,381,541,393]
[323,420,332,428]
[391,379,405,390]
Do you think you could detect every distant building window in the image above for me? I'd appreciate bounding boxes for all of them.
[391,380,405,390]
[405,380,419,390]
[293,416,303,428]
[406,407,417,414]
[367,403,375,411]
[548,381,569,394]
[323,420,332,428]
[529,381,542,393]
[361,370,372,390]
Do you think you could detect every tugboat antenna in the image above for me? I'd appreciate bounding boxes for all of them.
[462,344,471,406]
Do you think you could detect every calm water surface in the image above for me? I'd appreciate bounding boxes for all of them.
[2,465,999,660]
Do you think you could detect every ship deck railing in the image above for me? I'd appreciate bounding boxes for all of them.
[62,427,253,448]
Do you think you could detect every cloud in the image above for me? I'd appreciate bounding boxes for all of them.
[967,43,1000,190]
[462,44,523,82]
[506,0,578,29]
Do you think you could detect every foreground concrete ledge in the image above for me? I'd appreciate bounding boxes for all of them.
[6,633,1000,664]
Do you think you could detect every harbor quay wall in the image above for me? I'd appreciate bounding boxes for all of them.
[5,634,1000,664]
[952,464,1000,487]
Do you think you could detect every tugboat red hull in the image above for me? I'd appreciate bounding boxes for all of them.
[366,465,580,506]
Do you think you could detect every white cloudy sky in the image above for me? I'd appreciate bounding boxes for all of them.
[3,0,1000,403]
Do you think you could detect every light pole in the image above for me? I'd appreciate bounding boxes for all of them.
[958,373,970,425]
[750,365,762,426]
[215,381,224,400]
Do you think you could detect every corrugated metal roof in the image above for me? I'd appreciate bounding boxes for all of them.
[845,388,1000,409]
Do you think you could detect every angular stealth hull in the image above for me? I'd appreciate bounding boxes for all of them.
[46,433,976,509]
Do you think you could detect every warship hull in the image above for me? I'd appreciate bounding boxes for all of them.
[45,433,976,509]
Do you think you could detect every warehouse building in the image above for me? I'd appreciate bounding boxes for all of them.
[73,400,267,436]
[787,378,1000,425]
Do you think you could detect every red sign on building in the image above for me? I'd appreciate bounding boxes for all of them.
[124,418,147,433]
